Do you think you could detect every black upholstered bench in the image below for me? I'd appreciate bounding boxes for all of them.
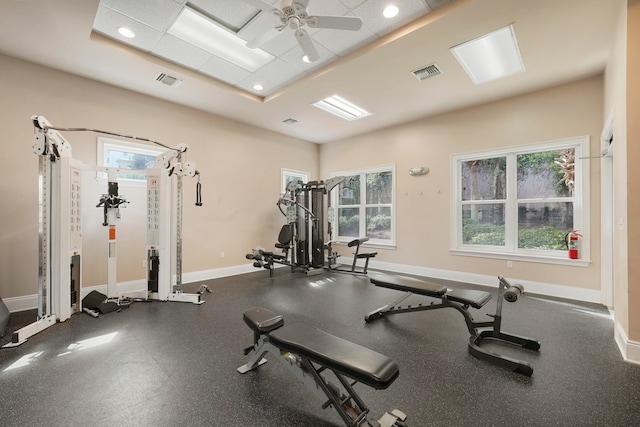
[238,307,407,426]
[366,272,541,376]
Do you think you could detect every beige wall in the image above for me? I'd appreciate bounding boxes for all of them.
[321,76,604,290]
[0,54,318,299]
[626,0,640,342]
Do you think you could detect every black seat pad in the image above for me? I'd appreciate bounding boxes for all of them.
[446,289,492,309]
[369,272,447,298]
[243,307,284,334]
[269,322,399,390]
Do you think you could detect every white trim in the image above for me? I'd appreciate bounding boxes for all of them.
[450,249,591,267]
[601,109,615,307]
[451,136,590,262]
[281,168,309,194]
[343,257,601,303]
[615,320,640,364]
[182,264,256,283]
[331,164,396,246]
[97,137,163,187]
[2,265,256,313]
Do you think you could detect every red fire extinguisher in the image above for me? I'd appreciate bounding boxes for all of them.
[564,230,581,259]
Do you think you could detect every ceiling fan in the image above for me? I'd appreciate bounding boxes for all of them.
[242,0,363,62]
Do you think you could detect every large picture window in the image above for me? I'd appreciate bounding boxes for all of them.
[334,165,395,245]
[453,137,589,263]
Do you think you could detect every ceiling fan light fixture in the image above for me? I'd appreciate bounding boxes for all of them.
[450,24,525,85]
[383,4,400,19]
[168,6,274,72]
[312,95,371,121]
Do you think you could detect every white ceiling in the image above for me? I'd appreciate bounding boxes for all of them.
[0,0,620,143]
[92,0,451,97]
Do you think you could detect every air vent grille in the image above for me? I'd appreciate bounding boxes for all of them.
[156,73,184,87]
[282,118,298,125]
[412,63,442,81]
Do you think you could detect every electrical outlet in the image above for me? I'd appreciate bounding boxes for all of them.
[220,252,225,259]
[142,259,147,269]
[507,260,513,268]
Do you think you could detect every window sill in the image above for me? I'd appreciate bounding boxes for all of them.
[450,249,591,267]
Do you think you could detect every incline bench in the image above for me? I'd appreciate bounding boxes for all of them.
[238,307,408,427]
[366,272,541,376]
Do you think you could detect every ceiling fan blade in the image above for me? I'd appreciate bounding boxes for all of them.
[241,0,278,12]
[246,26,283,48]
[307,15,362,31]
[295,29,319,62]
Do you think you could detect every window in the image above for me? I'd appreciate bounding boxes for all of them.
[281,168,309,194]
[452,137,589,263]
[334,165,395,245]
[97,138,163,184]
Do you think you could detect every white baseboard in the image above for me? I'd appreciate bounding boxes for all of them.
[183,264,256,283]
[1,259,602,312]
[349,258,602,303]
[614,320,640,364]
[2,265,257,313]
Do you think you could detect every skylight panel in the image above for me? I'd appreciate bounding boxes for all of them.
[167,6,274,72]
[312,95,371,121]
[450,25,525,85]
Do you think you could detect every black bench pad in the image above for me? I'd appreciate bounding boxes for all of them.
[446,289,492,309]
[369,272,447,297]
[269,322,399,390]
[369,272,492,309]
[243,307,284,334]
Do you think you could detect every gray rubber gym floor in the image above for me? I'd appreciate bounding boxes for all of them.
[1,269,639,426]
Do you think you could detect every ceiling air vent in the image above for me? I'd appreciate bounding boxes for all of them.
[155,73,184,87]
[282,118,298,125]
[412,63,442,81]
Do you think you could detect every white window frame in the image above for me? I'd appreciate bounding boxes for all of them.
[451,136,590,266]
[332,164,396,247]
[281,168,309,194]
[97,137,164,187]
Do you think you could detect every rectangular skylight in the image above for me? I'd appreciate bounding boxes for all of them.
[312,95,371,121]
[167,6,274,72]
[450,25,525,85]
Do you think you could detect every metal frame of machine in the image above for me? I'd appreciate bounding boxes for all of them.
[3,116,203,348]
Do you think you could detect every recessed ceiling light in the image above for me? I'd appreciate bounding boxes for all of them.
[312,95,371,121]
[383,4,399,18]
[117,27,136,39]
[450,24,525,85]
[167,6,274,72]
[302,55,311,64]
[253,83,264,91]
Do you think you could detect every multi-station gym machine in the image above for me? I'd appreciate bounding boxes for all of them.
[4,115,203,348]
[247,176,346,276]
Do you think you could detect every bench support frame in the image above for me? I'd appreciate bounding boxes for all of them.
[238,315,407,427]
[366,275,541,376]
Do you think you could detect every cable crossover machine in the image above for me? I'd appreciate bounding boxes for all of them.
[3,115,204,348]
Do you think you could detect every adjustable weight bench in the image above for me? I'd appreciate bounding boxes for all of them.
[366,272,541,376]
[238,307,408,427]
